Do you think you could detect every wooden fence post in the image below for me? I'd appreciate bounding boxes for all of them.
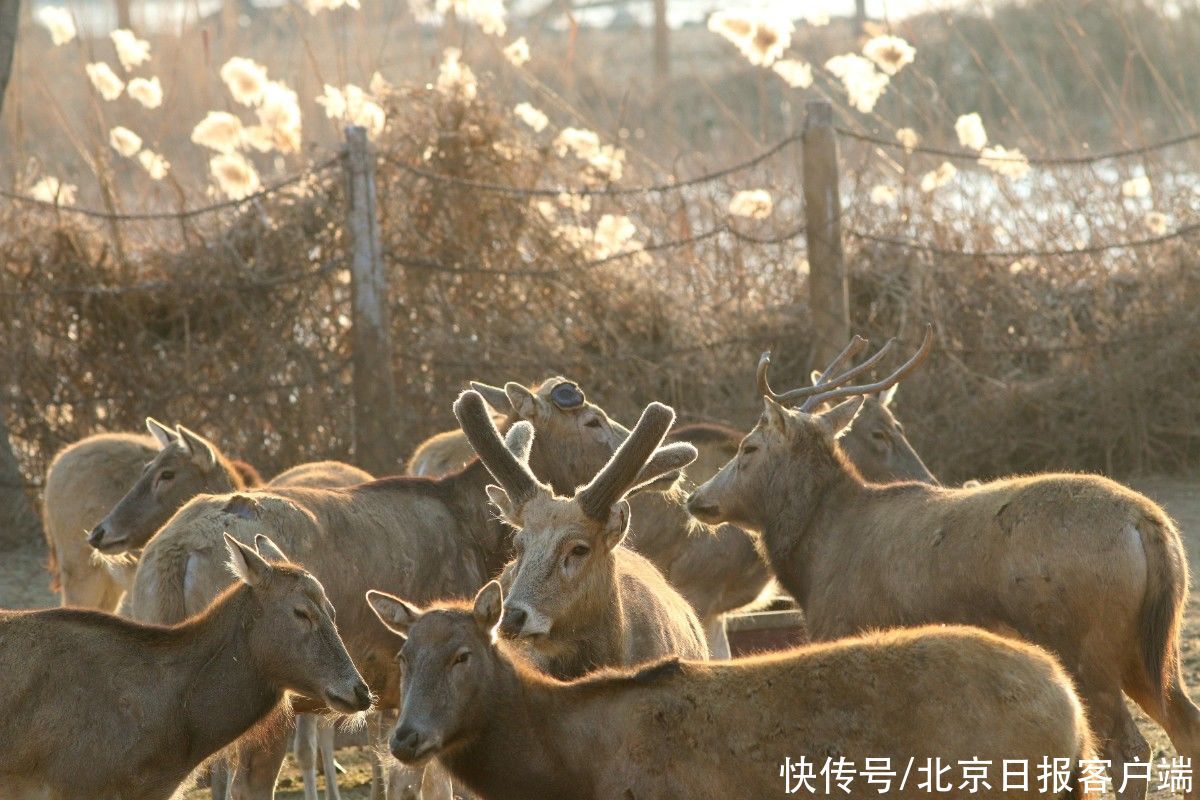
[802,100,850,366]
[345,125,401,475]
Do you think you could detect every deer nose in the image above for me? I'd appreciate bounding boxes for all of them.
[391,726,431,763]
[87,523,108,548]
[353,681,372,710]
[685,493,717,517]
[499,606,527,638]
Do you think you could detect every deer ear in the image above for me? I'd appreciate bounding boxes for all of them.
[224,532,273,587]
[176,425,218,472]
[469,382,512,415]
[504,383,540,420]
[878,384,898,408]
[821,396,866,439]
[485,484,520,525]
[366,589,422,638]
[762,396,791,432]
[146,417,177,449]
[473,580,503,633]
[601,500,630,551]
[254,533,290,563]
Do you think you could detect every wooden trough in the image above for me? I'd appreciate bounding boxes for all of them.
[725,606,809,657]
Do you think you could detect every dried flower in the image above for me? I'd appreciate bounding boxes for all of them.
[110,29,151,72]
[192,111,245,154]
[220,57,269,106]
[316,84,386,138]
[514,102,548,132]
[729,189,773,219]
[127,76,163,109]
[210,153,261,199]
[86,62,125,101]
[109,126,142,157]
[895,127,919,152]
[978,145,1030,179]
[862,35,915,76]
[772,59,813,89]
[138,149,170,180]
[707,10,793,67]
[588,145,624,183]
[825,54,889,113]
[437,0,507,36]
[955,113,988,151]
[37,7,76,45]
[1121,175,1151,199]
[1144,211,1169,236]
[920,162,957,192]
[369,71,392,96]
[256,81,302,153]
[304,0,360,14]
[870,184,898,205]
[503,37,530,67]
[554,127,601,160]
[30,176,77,205]
[592,214,638,258]
[804,10,830,26]
[436,48,478,101]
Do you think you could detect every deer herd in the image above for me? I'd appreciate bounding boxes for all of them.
[3,328,1197,800]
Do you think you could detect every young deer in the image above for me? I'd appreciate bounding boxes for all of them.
[687,328,1199,800]
[454,390,707,677]
[366,580,1091,800]
[0,533,370,800]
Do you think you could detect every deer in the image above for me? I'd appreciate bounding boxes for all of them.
[364,579,1092,800]
[455,389,707,677]
[0,533,371,800]
[461,375,937,659]
[124,379,656,800]
[41,419,262,610]
[685,327,1200,800]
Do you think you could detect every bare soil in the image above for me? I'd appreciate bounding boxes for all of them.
[3,474,1198,798]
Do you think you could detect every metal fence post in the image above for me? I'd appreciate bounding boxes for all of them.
[345,125,401,475]
[802,100,850,365]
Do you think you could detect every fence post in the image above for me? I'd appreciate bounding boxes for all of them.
[344,125,401,475]
[802,100,850,366]
[0,407,41,552]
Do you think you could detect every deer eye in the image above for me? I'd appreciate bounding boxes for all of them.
[741,445,758,455]
[570,544,590,558]
[293,608,312,623]
[871,430,888,441]
[584,418,602,429]
[452,650,470,666]
[159,470,175,481]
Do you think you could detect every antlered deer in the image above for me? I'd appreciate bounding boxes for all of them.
[0,533,370,800]
[687,328,1199,800]
[365,580,1091,800]
[455,390,706,677]
[42,419,261,610]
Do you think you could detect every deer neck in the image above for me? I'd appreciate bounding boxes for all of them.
[168,586,284,763]
[760,448,865,608]
[545,564,626,679]
[444,658,595,800]
[446,460,518,579]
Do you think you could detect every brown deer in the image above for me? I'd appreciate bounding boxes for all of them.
[686,328,1199,800]
[456,390,707,677]
[124,380,643,800]
[0,533,370,800]
[365,580,1092,800]
[42,419,261,610]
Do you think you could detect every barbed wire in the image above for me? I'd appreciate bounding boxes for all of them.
[0,261,339,299]
[0,156,342,221]
[847,222,1200,258]
[836,127,1200,165]
[391,221,805,277]
[381,132,801,198]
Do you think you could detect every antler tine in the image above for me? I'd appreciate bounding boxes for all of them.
[802,326,935,410]
[453,390,543,505]
[576,402,675,521]
[757,335,869,404]
[792,338,897,411]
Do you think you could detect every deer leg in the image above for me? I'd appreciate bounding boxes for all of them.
[703,615,731,660]
[318,717,342,800]
[295,714,320,800]
[210,756,232,800]
[230,722,291,800]
[1083,681,1150,800]
[370,712,387,800]
[420,760,454,800]
[1125,663,1200,799]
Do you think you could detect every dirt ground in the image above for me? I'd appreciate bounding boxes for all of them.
[3,475,1198,798]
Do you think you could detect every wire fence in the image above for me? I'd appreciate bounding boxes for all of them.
[3,101,1200,495]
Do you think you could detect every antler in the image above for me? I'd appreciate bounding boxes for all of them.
[576,402,676,520]
[757,335,869,404]
[453,390,543,505]
[794,338,897,411]
[798,326,934,410]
